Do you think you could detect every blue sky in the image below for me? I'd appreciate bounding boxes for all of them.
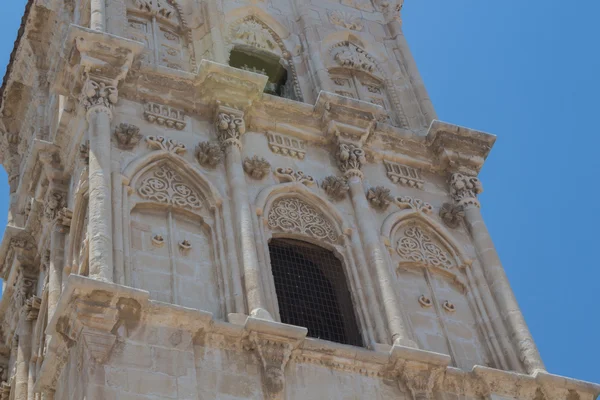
[0,0,598,383]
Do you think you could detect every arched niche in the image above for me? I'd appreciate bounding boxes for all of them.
[121,152,228,318]
[382,209,493,370]
[125,0,196,72]
[254,183,378,345]
[225,9,303,101]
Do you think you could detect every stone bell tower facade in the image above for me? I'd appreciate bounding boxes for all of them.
[0,0,597,399]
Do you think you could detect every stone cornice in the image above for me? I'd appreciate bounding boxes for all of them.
[34,276,600,399]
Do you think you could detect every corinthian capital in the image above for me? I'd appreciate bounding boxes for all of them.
[336,143,366,177]
[79,79,119,114]
[216,109,246,149]
[449,173,483,208]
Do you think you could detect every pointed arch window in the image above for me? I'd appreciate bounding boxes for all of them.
[268,238,363,347]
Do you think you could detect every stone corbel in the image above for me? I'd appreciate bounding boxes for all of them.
[390,346,451,400]
[244,317,307,400]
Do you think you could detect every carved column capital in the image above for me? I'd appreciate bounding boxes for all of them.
[44,190,67,222]
[79,79,118,120]
[399,362,445,400]
[449,173,483,208]
[335,142,366,178]
[216,107,246,149]
[24,296,42,322]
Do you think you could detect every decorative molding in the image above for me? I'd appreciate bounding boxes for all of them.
[367,186,393,211]
[328,10,363,31]
[384,160,424,189]
[267,132,306,160]
[267,198,338,243]
[274,168,315,186]
[132,0,176,19]
[395,196,433,214]
[138,165,203,210]
[44,190,66,221]
[146,136,186,155]
[243,156,271,180]
[321,176,349,201]
[418,295,433,308]
[449,173,483,208]
[336,143,366,176]
[331,42,376,74]
[229,16,284,57]
[439,203,464,229]
[143,102,186,130]
[114,123,142,150]
[79,141,90,165]
[195,141,223,168]
[443,301,456,313]
[396,226,455,270]
[216,110,246,148]
[0,382,10,400]
[79,79,118,112]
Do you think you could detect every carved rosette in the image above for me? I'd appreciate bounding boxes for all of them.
[114,123,142,150]
[79,79,118,117]
[243,156,271,180]
[216,112,246,149]
[367,186,393,210]
[449,173,483,208]
[439,203,465,229]
[336,143,366,177]
[321,176,349,201]
[274,168,315,186]
[195,141,223,168]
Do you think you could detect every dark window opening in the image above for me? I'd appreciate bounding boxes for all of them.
[269,238,363,347]
[229,47,293,99]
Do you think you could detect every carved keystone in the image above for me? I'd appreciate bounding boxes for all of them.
[245,317,307,400]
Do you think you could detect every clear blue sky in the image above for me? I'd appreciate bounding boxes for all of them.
[0,0,597,383]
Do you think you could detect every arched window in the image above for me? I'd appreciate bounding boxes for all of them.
[268,238,362,347]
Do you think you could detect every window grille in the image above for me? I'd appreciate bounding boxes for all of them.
[268,238,363,347]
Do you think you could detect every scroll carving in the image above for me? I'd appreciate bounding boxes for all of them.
[449,173,483,208]
[336,143,366,176]
[396,226,454,270]
[396,196,433,214]
[267,198,338,243]
[146,136,186,155]
[216,112,246,148]
[274,168,315,186]
[138,165,202,210]
[79,79,118,111]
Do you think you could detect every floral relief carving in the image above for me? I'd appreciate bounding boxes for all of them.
[439,203,465,229]
[367,186,393,210]
[114,123,142,150]
[195,141,223,168]
[332,42,376,74]
[138,165,202,210]
[44,190,66,221]
[79,79,118,111]
[80,141,90,164]
[274,168,315,186]
[268,198,338,243]
[396,196,433,214]
[146,136,186,155]
[336,143,366,175]
[216,112,246,148]
[396,226,454,269]
[243,156,271,180]
[449,173,483,208]
[328,10,363,31]
[321,176,349,201]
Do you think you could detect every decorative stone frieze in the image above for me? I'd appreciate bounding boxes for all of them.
[336,143,366,177]
[321,176,349,201]
[267,132,306,160]
[195,141,223,168]
[79,79,118,113]
[267,198,338,243]
[131,0,175,19]
[138,166,203,211]
[367,186,393,211]
[384,160,424,189]
[449,173,483,208]
[439,203,465,228]
[146,135,186,155]
[216,109,246,148]
[331,42,376,73]
[243,156,271,180]
[143,102,186,130]
[274,168,315,186]
[114,123,142,150]
[396,196,433,214]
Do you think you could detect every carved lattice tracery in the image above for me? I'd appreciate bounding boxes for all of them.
[138,165,202,210]
[267,198,338,243]
[396,226,454,269]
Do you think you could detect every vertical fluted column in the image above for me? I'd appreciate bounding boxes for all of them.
[216,107,272,320]
[450,173,545,375]
[337,143,414,347]
[90,0,106,32]
[80,79,117,282]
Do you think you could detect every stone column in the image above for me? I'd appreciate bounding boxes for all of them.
[337,143,414,347]
[80,79,117,282]
[90,0,106,32]
[48,215,69,322]
[14,297,39,400]
[216,106,272,320]
[449,173,545,375]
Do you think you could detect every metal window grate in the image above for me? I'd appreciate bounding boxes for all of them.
[269,239,363,347]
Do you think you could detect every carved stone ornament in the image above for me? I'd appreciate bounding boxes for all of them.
[328,10,363,31]
[418,295,433,308]
[321,176,349,201]
[80,141,90,164]
[24,296,42,321]
[331,42,376,74]
[449,173,483,208]
[274,168,315,186]
[384,160,424,189]
[146,135,186,155]
[195,141,223,168]
[267,132,306,159]
[216,112,246,148]
[243,156,271,180]
[268,198,338,243]
[439,203,465,229]
[152,234,165,247]
[249,333,293,399]
[79,79,118,112]
[143,102,186,130]
[443,301,456,313]
[367,186,393,211]
[400,363,445,400]
[13,271,37,310]
[336,143,366,176]
[396,226,455,270]
[396,196,433,214]
[341,0,375,12]
[230,17,282,56]
[114,123,142,150]
[44,190,66,221]
[138,165,203,210]
[0,382,10,400]
[132,0,176,19]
